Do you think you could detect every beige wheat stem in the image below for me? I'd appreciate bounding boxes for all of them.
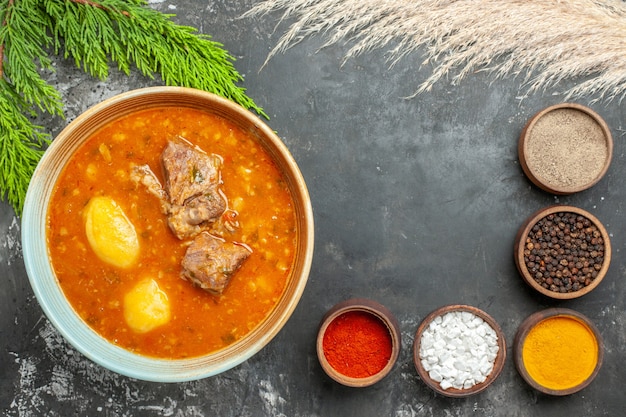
[244,0,626,102]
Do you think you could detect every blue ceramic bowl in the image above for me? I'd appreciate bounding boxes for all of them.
[22,87,314,382]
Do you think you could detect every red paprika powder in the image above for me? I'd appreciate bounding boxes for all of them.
[322,310,393,378]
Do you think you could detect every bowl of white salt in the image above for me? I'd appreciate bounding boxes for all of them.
[412,304,506,397]
[518,103,613,195]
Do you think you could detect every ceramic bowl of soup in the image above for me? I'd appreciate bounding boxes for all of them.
[22,86,314,382]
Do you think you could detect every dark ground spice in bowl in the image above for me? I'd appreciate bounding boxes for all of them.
[514,205,611,299]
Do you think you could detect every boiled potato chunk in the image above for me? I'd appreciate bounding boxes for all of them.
[84,196,139,268]
[124,279,171,333]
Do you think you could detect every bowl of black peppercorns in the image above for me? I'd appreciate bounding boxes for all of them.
[514,205,611,299]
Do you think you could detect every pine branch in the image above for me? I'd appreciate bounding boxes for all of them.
[1,0,63,115]
[0,0,265,215]
[0,80,50,214]
[45,0,266,115]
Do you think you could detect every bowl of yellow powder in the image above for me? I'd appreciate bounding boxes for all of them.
[518,103,613,195]
[514,308,603,395]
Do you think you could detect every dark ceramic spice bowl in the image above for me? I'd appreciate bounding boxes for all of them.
[316,298,401,387]
[514,205,611,300]
[518,103,613,195]
[514,308,603,396]
[412,304,506,398]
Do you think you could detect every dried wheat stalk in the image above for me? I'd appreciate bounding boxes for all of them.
[244,0,626,101]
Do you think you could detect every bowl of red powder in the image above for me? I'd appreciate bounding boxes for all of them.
[317,298,401,387]
[518,102,613,195]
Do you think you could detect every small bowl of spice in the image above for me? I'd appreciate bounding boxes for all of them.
[413,304,506,397]
[518,103,613,194]
[514,205,611,299]
[317,298,401,387]
[514,308,603,395]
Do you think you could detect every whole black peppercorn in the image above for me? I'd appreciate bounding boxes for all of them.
[523,211,605,294]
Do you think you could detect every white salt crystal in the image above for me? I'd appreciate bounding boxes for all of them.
[463,379,476,389]
[457,321,468,333]
[455,371,470,387]
[447,327,461,339]
[434,339,446,350]
[475,374,487,384]
[430,369,443,382]
[419,310,500,391]
[421,359,432,370]
[453,360,467,371]
[440,379,453,390]
[439,366,455,379]
[460,311,474,323]
[421,333,434,348]
[480,361,494,375]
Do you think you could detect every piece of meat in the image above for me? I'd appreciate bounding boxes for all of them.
[132,138,231,240]
[161,140,222,206]
[132,140,250,294]
[180,232,251,295]
[130,164,170,214]
[166,194,228,240]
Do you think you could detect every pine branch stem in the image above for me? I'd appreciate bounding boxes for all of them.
[0,0,15,79]
[68,0,130,16]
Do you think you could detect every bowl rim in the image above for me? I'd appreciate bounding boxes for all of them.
[514,204,611,300]
[518,102,613,195]
[412,304,507,398]
[21,86,315,382]
[316,298,401,388]
[513,308,604,396]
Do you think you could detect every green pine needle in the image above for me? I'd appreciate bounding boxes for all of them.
[0,80,50,214]
[0,0,266,215]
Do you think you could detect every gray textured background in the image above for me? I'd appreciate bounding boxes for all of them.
[2,1,626,416]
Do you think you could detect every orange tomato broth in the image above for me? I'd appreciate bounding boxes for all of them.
[46,107,297,359]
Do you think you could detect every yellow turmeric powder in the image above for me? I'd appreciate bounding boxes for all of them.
[522,316,598,390]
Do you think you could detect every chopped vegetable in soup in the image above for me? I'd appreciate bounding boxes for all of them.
[46,107,297,359]
[83,196,140,268]
[124,278,171,333]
